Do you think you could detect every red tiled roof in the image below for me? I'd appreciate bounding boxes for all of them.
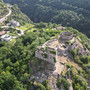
[0,31,6,36]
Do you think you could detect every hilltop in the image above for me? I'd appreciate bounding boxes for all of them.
[0,20,90,90]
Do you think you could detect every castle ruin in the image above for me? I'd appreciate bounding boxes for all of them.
[35,32,89,73]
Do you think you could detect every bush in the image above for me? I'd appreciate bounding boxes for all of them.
[50,50,56,54]
[80,55,90,64]
[45,46,48,51]
[54,58,56,63]
[42,53,48,58]
[62,78,70,90]
[65,41,71,44]
[57,78,70,90]
[66,64,71,68]
[71,49,77,57]
[72,75,87,90]
[56,78,61,89]
[36,83,46,90]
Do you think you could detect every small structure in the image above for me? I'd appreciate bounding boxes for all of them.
[1,34,12,41]
[0,31,6,36]
[9,20,20,27]
[56,26,66,30]
[52,26,66,31]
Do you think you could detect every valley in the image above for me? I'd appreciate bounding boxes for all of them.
[4,0,90,38]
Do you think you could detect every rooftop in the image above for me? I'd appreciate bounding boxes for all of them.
[0,31,6,36]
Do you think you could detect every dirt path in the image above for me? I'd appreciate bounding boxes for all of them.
[54,50,67,74]
[48,75,59,90]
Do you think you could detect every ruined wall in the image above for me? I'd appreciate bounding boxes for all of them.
[58,32,73,43]
[35,50,56,65]
[43,39,57,47]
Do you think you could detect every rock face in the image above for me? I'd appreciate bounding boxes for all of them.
[35,50,56,64]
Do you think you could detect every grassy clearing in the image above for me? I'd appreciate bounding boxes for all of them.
[16,23,34,31]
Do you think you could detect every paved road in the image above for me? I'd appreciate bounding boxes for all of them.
[0,7,12,23]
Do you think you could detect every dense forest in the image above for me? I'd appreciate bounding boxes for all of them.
[4,0,90,38]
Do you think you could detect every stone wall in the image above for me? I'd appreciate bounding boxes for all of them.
[58,32,73,43]
[61,32,73,40]
[35,50,56,65]
[43,39,57,47]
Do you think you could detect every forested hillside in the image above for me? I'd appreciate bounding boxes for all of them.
[4,0,90,38]
[6,4,32,25]
[0,22,90,89]
[0,0,8,19]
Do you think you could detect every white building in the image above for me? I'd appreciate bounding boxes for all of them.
[1,34,12,42]
[9,20,20,27]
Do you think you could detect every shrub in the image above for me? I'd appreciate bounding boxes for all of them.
[36,83,46,90]
[45,46,48,51]
[65,41,71,44]
[50,50,56,54]
[71,49,77,57]
[62,78,70,90]
[56,78,61,89]
[42,53,48,58]
[66,64,71,68]
[54,58,56,63]
[72,75,87,90]
[57,78,70,90]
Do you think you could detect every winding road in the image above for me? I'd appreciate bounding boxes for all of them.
[15,28,24,36]
[0,7,12,23]
[0,6,24,36]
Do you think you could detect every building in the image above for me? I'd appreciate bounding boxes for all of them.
[9,20,20,27]
[52,26,66,31]
[1,34,12,41]
[0,31,6,36]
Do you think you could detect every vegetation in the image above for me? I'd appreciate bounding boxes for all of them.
[4,0,90,38]
[54,58,56,63]
[6,4,32,25]
[0,1,8,19]
[50,50,56,54]
[42,53,48,58]
[62,64,88,90]
[0,23,61,89]
[57,78,70,90]
[0,2,90,88]
[72,75,87,90]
